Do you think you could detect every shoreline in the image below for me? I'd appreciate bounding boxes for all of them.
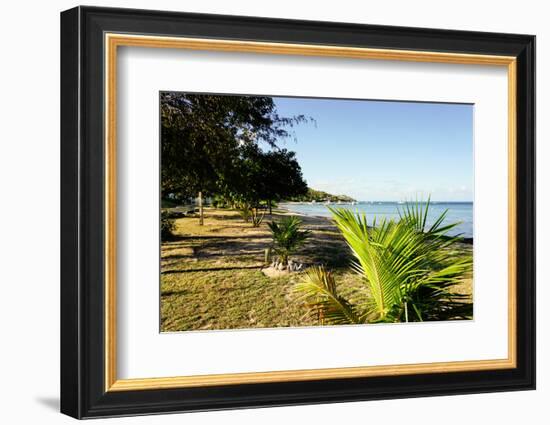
[274,205,339,232]
[276,204,333,221]
[280,200,474,204]
[277,203,473,245]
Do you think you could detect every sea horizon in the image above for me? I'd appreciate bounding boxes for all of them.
[279,200,474,238]
[283,200,473,204]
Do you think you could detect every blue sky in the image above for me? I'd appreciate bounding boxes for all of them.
[271,96,473,202]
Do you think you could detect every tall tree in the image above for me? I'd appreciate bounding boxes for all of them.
[160,93,305,225]
[217,144,307,224]
[261,149,308,214]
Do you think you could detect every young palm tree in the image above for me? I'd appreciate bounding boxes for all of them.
[268,216,310,266]
[294,266,360,325]
[250,207,265,227]
[294,199,472,324]
[237,201,251,223]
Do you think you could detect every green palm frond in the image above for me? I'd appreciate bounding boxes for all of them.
[328,200,472,323]
[293,199,472,325]
[331,209,422,321]
[293,266,361,325]
[268,216,310,265]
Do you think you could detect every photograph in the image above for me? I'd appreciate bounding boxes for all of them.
[57,5,536,419]
[159,92,474,332]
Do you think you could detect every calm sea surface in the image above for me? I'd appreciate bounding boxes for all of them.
[279,202,473,238]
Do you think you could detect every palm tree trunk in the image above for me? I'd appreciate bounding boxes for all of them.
[269,200,272,215]
[198,191,204,226]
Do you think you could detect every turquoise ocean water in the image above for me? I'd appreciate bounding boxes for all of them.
[279,202,473,238]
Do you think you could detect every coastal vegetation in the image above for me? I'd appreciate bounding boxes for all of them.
[268,216,311,266]
[289,188,356,203]
[160,92,473,331]
[161,92,309,225]
[161,207,368,331]
[160,210,175,239]
[294,200,473,324]
[160,202,472,331]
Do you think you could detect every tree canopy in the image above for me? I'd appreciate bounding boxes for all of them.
[218,143,308,208]
[160,92,307,202]
[290,188,356,203]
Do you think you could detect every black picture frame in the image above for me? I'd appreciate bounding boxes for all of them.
[61,5,535,419]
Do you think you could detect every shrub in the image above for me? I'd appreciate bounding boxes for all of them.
[161,210,176,240]
[237,202,251,223]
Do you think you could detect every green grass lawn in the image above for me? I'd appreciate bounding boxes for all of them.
[160,207,472,332]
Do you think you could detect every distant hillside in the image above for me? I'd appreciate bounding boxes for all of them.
[288,188,356,203]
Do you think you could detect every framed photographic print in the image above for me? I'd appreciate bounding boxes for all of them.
[60,6,536,419]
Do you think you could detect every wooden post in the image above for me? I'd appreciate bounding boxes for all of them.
[198,191,204,226]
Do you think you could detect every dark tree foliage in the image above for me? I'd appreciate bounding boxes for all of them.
[160,92,306,200]
[261,148,308,206]
[290,187,356,203]
[218,144,308,209]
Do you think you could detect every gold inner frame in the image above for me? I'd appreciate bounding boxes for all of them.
[104,33,517,392]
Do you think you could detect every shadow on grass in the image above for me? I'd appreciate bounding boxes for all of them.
[162,265,263,274]
[197,241,268,256]
[206,213,248,221]
[161,254,195,261]
[161,289,189,297]
[167,234,263,241]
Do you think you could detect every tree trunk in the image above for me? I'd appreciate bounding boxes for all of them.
[269,200,272,215]
[198,191,204,226]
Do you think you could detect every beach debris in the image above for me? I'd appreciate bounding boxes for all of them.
[263,259,305,277]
